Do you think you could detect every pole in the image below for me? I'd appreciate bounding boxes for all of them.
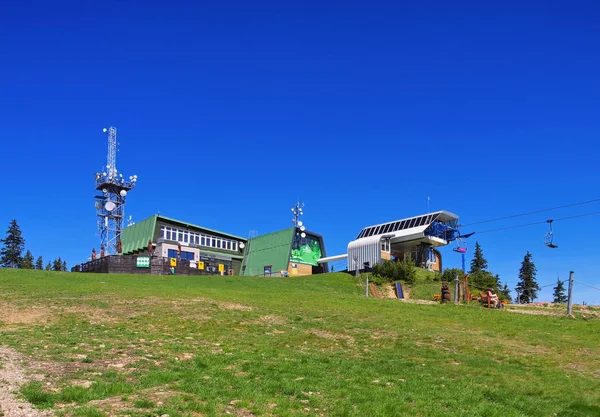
[461,252,466,274]
[454,273,459,304]
[366,274,369,297]
[567,270,574,315]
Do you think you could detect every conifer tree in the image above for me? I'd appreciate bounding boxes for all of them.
[35,256,44,270]
[515,251,540,303]
[552,278,567,304]
[21,250,34,269]
[52,257,63,271]
[45,261,52,271]
[61,260,68,272]
[0,219,25,268]
[469,242,488,273]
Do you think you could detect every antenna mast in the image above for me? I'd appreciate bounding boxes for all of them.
[93,127,138,256]
[291,201,307,247]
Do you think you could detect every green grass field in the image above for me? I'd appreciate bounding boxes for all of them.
[1,268,599,417]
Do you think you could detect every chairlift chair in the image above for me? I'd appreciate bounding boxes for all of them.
[545,220,558,249]
[453,237,468,253]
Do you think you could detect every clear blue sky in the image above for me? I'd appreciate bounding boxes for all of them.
[2,0,600,304]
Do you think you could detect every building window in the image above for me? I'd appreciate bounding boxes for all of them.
[166,230,172,240]
[216,239,221,249]
[183,232,188,243]
[232,241,237,251]
[160,226,165,238]
[226,240,231,250]
[178,231,183,241]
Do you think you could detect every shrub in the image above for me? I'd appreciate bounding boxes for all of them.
[372,258,417,285]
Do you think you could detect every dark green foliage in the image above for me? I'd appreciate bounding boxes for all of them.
[52,257,63,271]
[469,241,488,273]
[21,250,35,269]
[500,283,512,303]
[45,261,52,271]
[469,270,499,293]
[0,219,25,268]
[35,256,44,270]
[62,260,68,272]
[553,278,568,304]
[372,257,417,284]
[441,267,464,283]
[515,251,540,303]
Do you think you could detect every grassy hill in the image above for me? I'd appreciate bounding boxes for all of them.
[0,268,599,417]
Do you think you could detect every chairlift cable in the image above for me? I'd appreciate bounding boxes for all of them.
[462,198,600,227]
[475,210,600,235]
[573,280,600,292]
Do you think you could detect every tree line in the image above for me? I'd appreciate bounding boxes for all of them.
[0,219,68,271]
[370,240,568,304]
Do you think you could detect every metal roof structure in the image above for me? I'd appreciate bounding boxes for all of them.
[120,214,247,255]
[241,228,296,276]
[318,210,461,272]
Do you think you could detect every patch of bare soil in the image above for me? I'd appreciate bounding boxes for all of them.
[87,386,196,415]
[307,329,354,345]
[0,347,53,416]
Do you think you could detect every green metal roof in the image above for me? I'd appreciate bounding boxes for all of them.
[121,215,157,254]
[242,228,295,276]
[157,215,246,240]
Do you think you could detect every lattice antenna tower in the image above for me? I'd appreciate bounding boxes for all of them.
[291,201,307,247]
[93,127,138,256]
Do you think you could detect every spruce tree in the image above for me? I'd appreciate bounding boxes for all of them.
[21,250,35,269]
[500,283,512,303]
[61,260,68,272]
[35,256,43,270]
[0,219,25,268]
[552,278,568,304]
[515,251,540,303]
[45,261,52,271]
[52,257,63,271]
[469,242,488,273]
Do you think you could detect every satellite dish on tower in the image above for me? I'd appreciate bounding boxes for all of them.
[105,201,116,211]
[300,226,306,231]
[301,232,306,238]
[239,242,245,249]
[95,201,102,210]
[297,221,303,227]
[120,190,127,197]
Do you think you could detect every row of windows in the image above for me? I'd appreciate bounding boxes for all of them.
[168,249,195,260]
[160,226,239,252]
[357,214,436,239]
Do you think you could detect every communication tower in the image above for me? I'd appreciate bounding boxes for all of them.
[93,127,138,256]
[291,201,307,247]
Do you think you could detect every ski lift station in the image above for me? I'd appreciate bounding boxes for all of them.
[318,210,462,272]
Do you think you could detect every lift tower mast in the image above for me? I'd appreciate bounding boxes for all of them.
[93,127,138,256]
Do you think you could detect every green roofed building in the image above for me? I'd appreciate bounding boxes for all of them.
[120,215,247,275]
[241,228,327,277]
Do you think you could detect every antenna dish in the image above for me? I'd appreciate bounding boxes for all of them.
[102,188,108,193]
[119,190,127,197]
[297,221,303,227]
[239,242,245,249]
[95,201,102,209]
[300,232,306,238]
[105,201,116,211]
[103,128,107,133]
[300,226,306,231]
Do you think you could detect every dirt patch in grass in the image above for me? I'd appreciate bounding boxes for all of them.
[308,329,355,345]
[87,386,195,415]
[0,346,53,416]
[0,301,53,326]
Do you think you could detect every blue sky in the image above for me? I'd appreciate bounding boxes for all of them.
[2,0,600,304]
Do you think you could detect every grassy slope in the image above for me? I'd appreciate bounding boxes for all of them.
[0,269,599,417]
